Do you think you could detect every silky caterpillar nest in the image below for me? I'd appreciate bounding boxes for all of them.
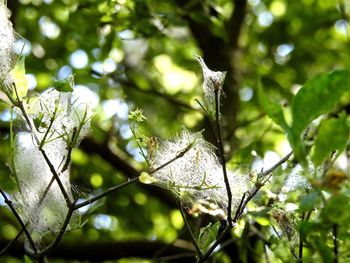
[0,1,17,83]
[13,89,92,251]
[148,128,250,218]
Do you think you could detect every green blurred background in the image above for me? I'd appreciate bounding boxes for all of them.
[0,0,349,262]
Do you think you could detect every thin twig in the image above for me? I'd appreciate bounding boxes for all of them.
[198,151,294,262]
[39,148,72,207]
[197,227,230,263]
[0,228,24,255]
[298,213,305,263]
[156,252,196,261]
[75,141,194,209]
[61,127,77,173]
[0,188,37,253]
[233,192,246,222]
[271,224,282,239]
[36,200,77,257]
[333,224,338,263]
[214,88,232,225]
[74,177,139,209]
[130,124,149,166]
[149,142,194,174]
[38,104,58,149]
[234,113,265,129]
[91,69,196,111]
[179,201,203,259]
[261,151,293,177]
[9,88,73,208]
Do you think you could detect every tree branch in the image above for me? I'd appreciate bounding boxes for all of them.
[91,69,195,111]
[1,238,196,261]
[0,188,37,254]
[214,88,232,225]
[226,0,248,48]
[79,138,178,207]
[174,0,249,157]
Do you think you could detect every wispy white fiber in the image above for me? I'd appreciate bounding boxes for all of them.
[14,89,91,250]
[195,56,226,115]
[0,1,16,82]
[149,129,249,218]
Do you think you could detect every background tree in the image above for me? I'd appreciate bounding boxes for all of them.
[0,0,349,262]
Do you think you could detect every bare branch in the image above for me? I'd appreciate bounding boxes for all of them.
[74,177,139,209]
[36,200,77,257]
[79,138,178,208]
[0,238,195,261]
[0,188,37,254]
[179,201,203,259]
[198,151,294,262]
[226,0,248,48]
[75,139,194,209]
[214,88,232,225]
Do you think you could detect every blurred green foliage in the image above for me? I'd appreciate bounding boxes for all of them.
[0,0,350,262]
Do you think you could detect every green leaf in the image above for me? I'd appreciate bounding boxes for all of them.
[311,236,333,263]
[52,76,74,92]
[139,172,157,184]
[129,108,147,123]
[13,56,28,98]
[33,112,47,130]
[24,255,34,263]
[257,81,290,132]
[290,70,350,161]
[299,191,321,212]
[197,221,220,253]
[298,221,318,241]
[312,117,349,166]
[322,194,350,225]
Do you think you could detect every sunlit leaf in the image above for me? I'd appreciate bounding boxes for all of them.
[139,171,157,184]
[52,75,74,92]
[197,221,220,253]
[257,80,290,132]
[13,56,28,98]
[312,117,349,166]
[290,70,350,161]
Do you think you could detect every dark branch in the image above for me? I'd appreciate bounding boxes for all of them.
[180,202,202,258]
[91,69,195,111]
[1,238,195,261]
[333,224,338,263]
[79,138,178,207]
[214,88,232,225]
[0,188,37,254]
[226,0,248,48]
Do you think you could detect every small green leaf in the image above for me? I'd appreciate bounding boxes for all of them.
[197,221,221,253]
[257,81,290,132]
[299,191,321,212]
[129,108,147,123]
[52,76,74,92]
[33,112,47,130]
[312,117,349,166]
[290,70,350,161]
[139,172,157,184]
[256,217,270,226]
[13,56,28,98]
